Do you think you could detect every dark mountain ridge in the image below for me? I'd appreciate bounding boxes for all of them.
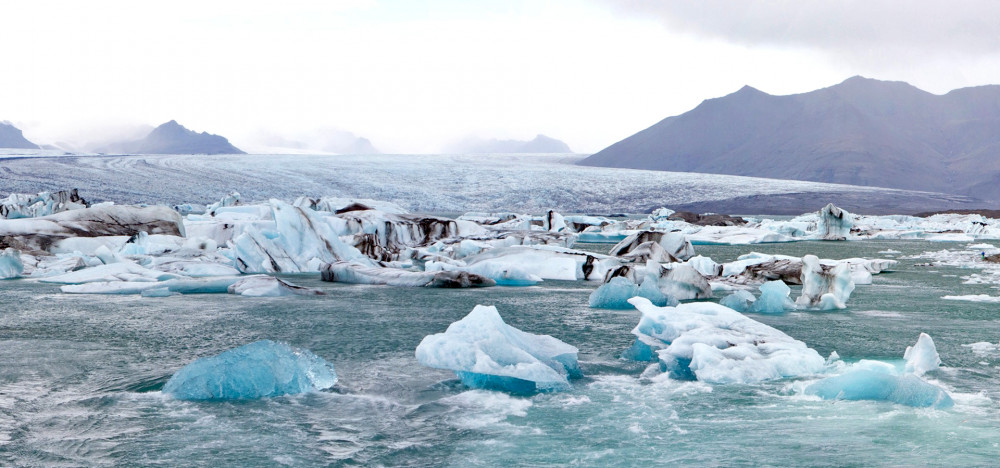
[579,76,1000,201]
[0,121,39,149]
[97,120,244,155]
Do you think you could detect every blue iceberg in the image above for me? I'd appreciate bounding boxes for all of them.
[805,366,953,409]
[719,290,755,312]
[163,340,337,400]
[749,280,794,314]
[415,305,582,394]
[589,276,676,309]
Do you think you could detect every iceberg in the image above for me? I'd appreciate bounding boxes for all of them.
[0,189,87,219]
[623,297,825,384]
[321,261,495,288]
[796,255,855,309]
[588,276,675,309]
[610,230,696,262]
[227,276,326,296]
[816,203,853,240]
[425,261,542,286]
[231,199,373,274]
[805,363,953,409]
[163,340,337,400]
[719,289,755,312]
[0,204,184,253]
[656,263,713,300]
[749,280,794,314]
[904,333,941,376]
[415,305,582,393]
[0,248,24,279]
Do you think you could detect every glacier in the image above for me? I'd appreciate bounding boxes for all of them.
[415,305,582,393]
[163,340,337,400]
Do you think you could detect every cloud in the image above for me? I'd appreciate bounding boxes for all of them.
[599,1,1000,63]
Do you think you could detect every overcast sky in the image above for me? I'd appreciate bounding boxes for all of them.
[2,0,999,153]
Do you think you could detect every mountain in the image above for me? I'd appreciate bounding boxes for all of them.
[579,76,1000,200]
[247,128,380,154]
[98,120,244,155]
[0,121,39,149]
[447,134,572,153]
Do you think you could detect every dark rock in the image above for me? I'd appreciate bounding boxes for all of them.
[668,211,747,226]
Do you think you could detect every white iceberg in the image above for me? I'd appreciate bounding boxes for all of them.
[415,305,582,393]
[623,297,825,384]
[904,333,941,376]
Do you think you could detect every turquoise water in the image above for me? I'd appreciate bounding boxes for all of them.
[4,240,1000,466]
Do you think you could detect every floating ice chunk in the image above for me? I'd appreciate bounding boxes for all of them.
[941,294,1000,303]
[0,189,87,219]
[163,340,337,400]
[624,297,825,384]
[805,366,953,409]
[415,305,582,393]
[749,280,794,314]
[719,290,755,312]
[60,276,243,295]
[610,231,695,262]
[816,203,853,240]
[425,261,541,286]
[463,245,616,281]
[0,248,24,279]
[686,255,722,277]
[232,200,373,274]
[543,210,567,232]
[904,333,941,376]
[797,255,855,309]
[657,264,713,300]
[40,262,180,284]
[227,276,325,296]
[322,261,495,288]
[588,276,675,309]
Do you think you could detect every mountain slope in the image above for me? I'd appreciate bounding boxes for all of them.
[579,77,1000,200]
[0,121,39,149]
[447,134,572,153]
[98,121,244,155]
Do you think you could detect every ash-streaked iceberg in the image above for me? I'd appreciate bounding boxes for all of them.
[415,305,582,393]
[796,255,855,309]
[322,261,495,288]
[163,340,337,400]
[624,297,825,384]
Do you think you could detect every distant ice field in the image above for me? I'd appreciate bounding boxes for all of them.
[0,153,973,213]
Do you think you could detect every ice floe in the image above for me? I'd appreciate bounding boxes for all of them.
[415,305,582,393]
[623,297,826,384]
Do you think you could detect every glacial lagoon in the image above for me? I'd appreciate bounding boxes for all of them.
[4,238,1000,466]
